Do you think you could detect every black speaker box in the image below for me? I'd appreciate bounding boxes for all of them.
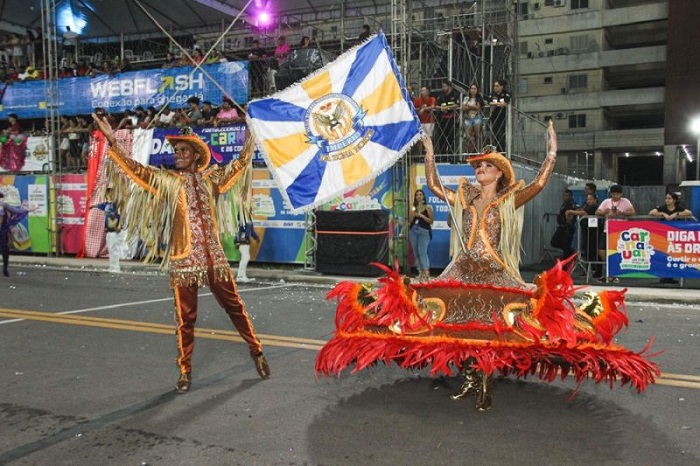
[315,210,389,277]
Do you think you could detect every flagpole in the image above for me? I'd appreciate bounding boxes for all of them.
[433,163,467,255]
[133,0,253,122]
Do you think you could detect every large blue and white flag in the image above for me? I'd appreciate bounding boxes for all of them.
[246,33,421,213]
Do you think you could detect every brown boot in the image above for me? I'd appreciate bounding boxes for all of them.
[475,374,494,411]
[251,351,271,379]
[175,373,191,394]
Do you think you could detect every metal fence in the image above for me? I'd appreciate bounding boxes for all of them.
[573,215,605,282]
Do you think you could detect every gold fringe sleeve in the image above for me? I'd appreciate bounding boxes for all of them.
[128,170,182,267]
[498,188,525,282]
[227,164,253,239]
[448,180,474,258]
[205,135,255,238]
[104,146,156,195]
[514,156,555,208]
[103,143,183,268]
[425,152,466,206]
[207,134,255,194]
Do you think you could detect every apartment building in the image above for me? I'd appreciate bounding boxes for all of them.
[517,0,670,185]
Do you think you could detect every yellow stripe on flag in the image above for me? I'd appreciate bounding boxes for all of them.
[359,71,402,117]
[302,70,332,101]
[262,132,311,168]
[341,153,371,186]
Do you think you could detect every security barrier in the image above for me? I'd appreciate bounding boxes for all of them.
[538,212,564,264]
[574,215,604,283]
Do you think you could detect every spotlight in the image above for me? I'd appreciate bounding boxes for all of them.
[691,117,700,135]
[258,12,272,26]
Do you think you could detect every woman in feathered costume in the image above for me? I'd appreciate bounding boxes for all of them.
[316,121,659,410]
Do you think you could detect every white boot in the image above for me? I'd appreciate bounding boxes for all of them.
[237,244,253,282]
[106,232,121,272]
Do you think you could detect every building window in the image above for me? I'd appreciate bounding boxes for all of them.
[544,76,553,84]
[519,2,529,16]
[570,35,589,51]
[568,74,588,89]
[569,114,586,129]
[519,78,529,94]
[571,0,589,9]
[520,41,528,54]
[545,38,553,45]
[570,151,594,178]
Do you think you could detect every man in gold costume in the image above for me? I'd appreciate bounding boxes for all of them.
[92,114,270,394]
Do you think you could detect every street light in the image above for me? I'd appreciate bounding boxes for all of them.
[690,117,700,180]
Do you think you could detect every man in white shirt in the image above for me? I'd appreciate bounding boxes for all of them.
[594,184,636,282]
[157,105,176,127]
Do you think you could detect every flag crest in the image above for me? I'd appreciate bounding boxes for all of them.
[246,32,420,213]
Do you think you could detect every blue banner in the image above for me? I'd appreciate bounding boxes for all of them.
[149,124,263,167]
[411,163,475,269]
[0,62,249,119]
[249,170,307,264]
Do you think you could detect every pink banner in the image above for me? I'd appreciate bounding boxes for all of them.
[55,174,88,254]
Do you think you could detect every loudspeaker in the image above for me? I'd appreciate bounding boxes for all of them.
[315,210,389,277]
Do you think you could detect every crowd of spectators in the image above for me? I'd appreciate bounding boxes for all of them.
[406,79,512,160]
[0,31,40,68]
[1,37,274,85]
[0,37,230,85]
[57,115,91,170]
[0,95,247,172]
[1,23,375,88]
[100,96,246,136]
[1,30,39,83]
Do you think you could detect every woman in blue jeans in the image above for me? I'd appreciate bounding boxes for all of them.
[408,189,434,281]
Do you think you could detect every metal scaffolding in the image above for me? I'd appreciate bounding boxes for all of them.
[390,0,411,273]
[40,0,61,255]
[28,0,520,263]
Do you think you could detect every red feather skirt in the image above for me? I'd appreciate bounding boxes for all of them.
[315,260,660,392]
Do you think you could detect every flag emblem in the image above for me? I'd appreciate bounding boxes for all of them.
[247,32,421,214]
[305,93,374,161]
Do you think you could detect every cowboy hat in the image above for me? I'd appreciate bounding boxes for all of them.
[165,127,211,171]
[467,150,515,188]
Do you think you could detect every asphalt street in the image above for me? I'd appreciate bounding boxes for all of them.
[0,265,698,465]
